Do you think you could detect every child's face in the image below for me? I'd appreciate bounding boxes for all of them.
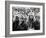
[19,18,23,22]
[30,15,33,19]
[35,16,40,21]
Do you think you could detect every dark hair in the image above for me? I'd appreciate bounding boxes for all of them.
[15,16,19,21]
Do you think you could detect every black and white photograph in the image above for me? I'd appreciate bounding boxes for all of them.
[5,1,45,37]
[12,7,40,31]
[9,4,43,34]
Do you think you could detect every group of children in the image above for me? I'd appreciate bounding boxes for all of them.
[13,14,40,31]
